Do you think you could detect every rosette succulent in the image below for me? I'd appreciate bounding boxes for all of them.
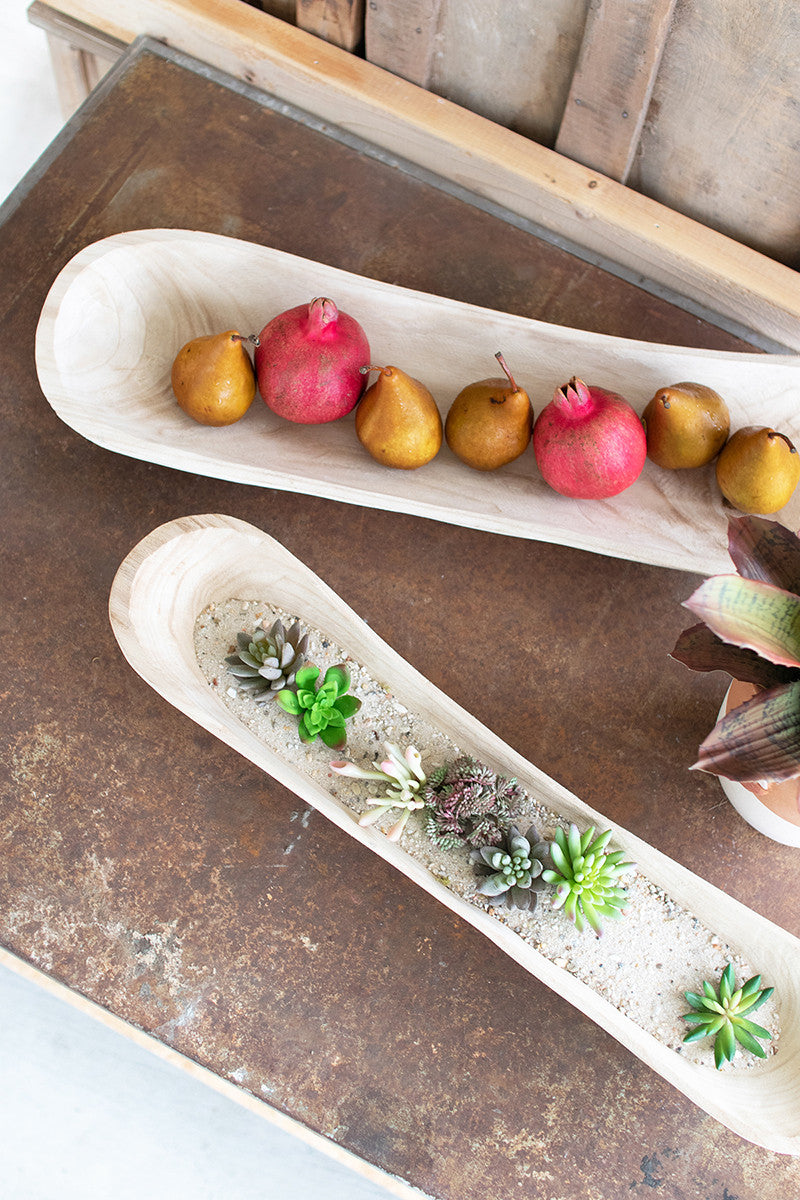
[541,823,634,933]
[422,756,524,851]
[276,663,361,749]
[225,619,308,702]
[672,515,800,786]
[682,963,774,1068]
[330,742,427,841]
[470,823,551,911]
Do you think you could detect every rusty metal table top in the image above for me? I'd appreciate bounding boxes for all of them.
[2,37,798,1200]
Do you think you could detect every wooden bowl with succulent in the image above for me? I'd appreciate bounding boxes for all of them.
[109,513,800,1154]
[672,514,800,845]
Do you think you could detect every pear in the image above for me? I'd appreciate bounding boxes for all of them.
[355,365,443,469]
[445,352,533,470]
[642,381,730,468]
[715,425,800,514]
[171,330,256,426]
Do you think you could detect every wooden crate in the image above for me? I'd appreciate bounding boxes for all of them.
[29,0,800,351]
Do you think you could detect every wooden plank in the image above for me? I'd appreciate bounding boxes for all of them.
[39,0,800,351]
[43,35,104,117]
[28,0,127,60]
[252,0,296,21]
[364,0,444,88]
[555,0,678,183]
[366,0,587,144]
[629,0,800,268]
[295,0,364,51]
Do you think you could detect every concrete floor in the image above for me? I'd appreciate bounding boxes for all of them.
[0,5,404,1197]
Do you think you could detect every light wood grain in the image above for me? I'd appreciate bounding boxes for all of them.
[629,0,800,267]
[108,512,800,1154]
[364,0,444,89]
[365,0,585,143]
[295,0,364,52]
[35,229,800,575]
[41,2,800,349]
[555,0,678,183]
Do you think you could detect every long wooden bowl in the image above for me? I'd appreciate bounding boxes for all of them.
[38,229,800,574]
[109,512,800,1154]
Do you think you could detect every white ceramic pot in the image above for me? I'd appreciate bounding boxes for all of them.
[717,680,800,847]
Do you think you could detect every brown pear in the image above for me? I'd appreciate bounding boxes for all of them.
[642,381,730,468]
[445,353,533,470]
[171,329,256,426]
[355,365,443,469]
[715,426,800,514]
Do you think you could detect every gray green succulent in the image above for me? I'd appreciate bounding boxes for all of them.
[541,823,634,934]
[225,619,308,702]
[682,962,774,1068]
[470,823,551,911]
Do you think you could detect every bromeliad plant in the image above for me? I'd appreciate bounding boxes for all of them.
[277,663,361,750]
[681,963,774,1068]
[541,823,634,934]
[672,515,800,787]
[330,742,427,841]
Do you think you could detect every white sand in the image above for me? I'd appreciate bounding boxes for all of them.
[194,599,780,1070]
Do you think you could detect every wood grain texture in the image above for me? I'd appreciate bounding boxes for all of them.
[34,230,800,575]
[630,0,800,267]
[247,0,297,21]
[295,0,364,51]
[555,0,678,183]
[34,2,800,349]
[366,0,588,142]
[108,512,800,1155]
[39,1,800,349]
[364,0,444,89]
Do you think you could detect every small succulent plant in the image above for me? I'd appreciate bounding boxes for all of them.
[330,742,427,841]
[672,515,800,785]
[681,962,774,1069]
[422,756,524,851]
[225,619,308,702]
[276,663,361,750]
[541,823,634,934]
[470,823,551,911]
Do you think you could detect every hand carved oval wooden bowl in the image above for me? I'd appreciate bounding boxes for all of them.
[37,229,800,574]
[109,513,800,1154]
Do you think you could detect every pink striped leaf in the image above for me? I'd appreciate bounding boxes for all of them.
[693,681,800,782]
[684,575,800,669]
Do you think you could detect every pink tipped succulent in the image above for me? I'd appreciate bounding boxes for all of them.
[331,743,427,841]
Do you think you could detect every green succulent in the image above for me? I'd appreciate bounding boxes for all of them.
[541,823,634,934]
[470,823,551,912]
[225,619,308,702]
[276,663,361,750]
[682,962,774,1068]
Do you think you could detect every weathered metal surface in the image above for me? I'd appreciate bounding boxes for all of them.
[1,38,797,1200]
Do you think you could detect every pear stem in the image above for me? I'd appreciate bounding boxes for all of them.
[495,351,518,392]
[360,364,385,376]
[768,430,798,454]
[231,333,260,347]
